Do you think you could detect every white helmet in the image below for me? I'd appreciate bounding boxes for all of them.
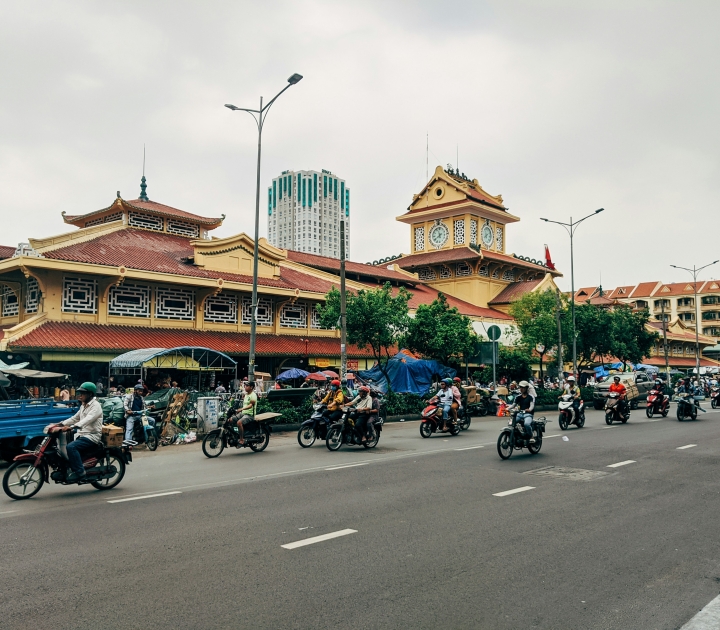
[567,376,576,382]
[518,380,530,388]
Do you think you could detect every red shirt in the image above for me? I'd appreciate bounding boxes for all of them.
[609,382,627,397]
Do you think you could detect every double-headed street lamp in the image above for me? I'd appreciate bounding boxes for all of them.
[670,260,719,378]
[225,73,303,383]
[540,208,604,379]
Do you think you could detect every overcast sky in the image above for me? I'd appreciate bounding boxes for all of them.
[2,1,719,292]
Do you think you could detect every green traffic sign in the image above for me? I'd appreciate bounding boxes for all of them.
[487,325,501,341]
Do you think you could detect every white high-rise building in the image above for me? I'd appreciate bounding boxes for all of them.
[267,169,350,259]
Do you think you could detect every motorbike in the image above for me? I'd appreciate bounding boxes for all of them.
[558,394,585,430]
[604,392,629,425]
[710,387,719,409]
[645,388,669,418]
[496,408,549,460]
[2,424,132,500]
[124,410,159,451]
[297,403,331,447]
[201,413,275,457]
[419,399,461,437]
[457,405,472,431]
[326,408,382,451]
[675,392,705,421]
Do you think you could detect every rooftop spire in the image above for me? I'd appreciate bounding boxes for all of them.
[139,144,149,201]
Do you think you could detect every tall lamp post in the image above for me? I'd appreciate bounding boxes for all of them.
[225,73,303,383]
[670,260,719,378]
[540,208,604,378]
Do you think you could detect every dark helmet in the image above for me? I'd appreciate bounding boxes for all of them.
[134,383,144,391]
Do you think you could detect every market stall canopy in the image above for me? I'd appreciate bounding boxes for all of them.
[306,372,329,381]
[109,347,237,371]
[321,370,339,378]
[357,350,455,395]
[0,368,68,379]
[276,368,309,381]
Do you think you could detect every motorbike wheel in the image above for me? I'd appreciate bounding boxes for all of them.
[558,414,568,431]
[202,430,225,458]
[605,412,614,425]
[326,427,343,451]
[677,407,684,422]
[646,407,653,418]
[363,426,379,449]
[460,411,471,431]
[477,400,489,417]
[497,432,513,460]
[90,454,126,490]
[297,425,316,448]
[249,430,270,452]
[3,461,45,500]
[419,422,433,438]
[713,399,718,409]
[577,412,585,429]
[146,430,159,452]
[528,433,542,455]
[690,408,698,421]
[621,413,628,424]
[450,422,461,436]
[662,407,669,418]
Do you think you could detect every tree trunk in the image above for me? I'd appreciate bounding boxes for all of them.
[539,353,545,388]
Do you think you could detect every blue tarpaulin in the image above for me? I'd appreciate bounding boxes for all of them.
[594,362,635,378]
[276,368,310,381]
[357,350,456,394]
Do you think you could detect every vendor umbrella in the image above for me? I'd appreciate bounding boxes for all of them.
[307,372,329,381]
[276,368,310,381]
[321,370,339,378]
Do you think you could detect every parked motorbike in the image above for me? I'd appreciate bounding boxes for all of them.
[419,399,460,437]
[675,393,705,421]
[2,424,131,500]
[645,388,669,418]
[326,408,382,451]
[558,394,585,430]
[201,413,274,457]
[297,403,332,447]
[496,408,549,460]
[604,392,629,425]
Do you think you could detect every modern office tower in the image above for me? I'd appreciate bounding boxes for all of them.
[267,169,350,259]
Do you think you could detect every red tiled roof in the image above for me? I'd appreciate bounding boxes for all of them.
[646,321,715,344]
[0,245,15,260]
[607,286,634,299]
[488,280,543,305]
[396,247,554,274]
[402,284,513,320]
[64,198,223,227]
[629,282,660,298]
[8,321,375,357]
[643,356,720,368]
[285,250,415,284]
[481,249,556,273]
[42,228,333,293]
[654,282,702,296]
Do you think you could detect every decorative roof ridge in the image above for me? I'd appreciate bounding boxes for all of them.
[280,259,369,292]
[29,221,127,254]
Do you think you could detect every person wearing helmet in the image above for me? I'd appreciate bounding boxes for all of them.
[123,383,147,445]
[562,376,582,421]
[346,385,373,442]
[434,379,455,431]
[321,379,346,424]
[453,377,468,413]
[609,375,628,417]
[60,382,103,482]
[515,381,536,443]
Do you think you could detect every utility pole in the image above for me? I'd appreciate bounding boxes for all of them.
[340,220,347,385]
[554,289,564,385]
[661,300,670,382]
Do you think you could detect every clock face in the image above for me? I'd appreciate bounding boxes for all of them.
[481,224,494,246]
[429,223,449,248]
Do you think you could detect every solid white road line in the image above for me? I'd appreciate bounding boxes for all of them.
[454,445,484,451]
[281,529,357,549]
[325,463,369,471]
[544,434,561,439]
[607,460,636,468]
[680,593,720,629]
[677,444,697,450]
[493,486,535,497]
[107,491,182,504]
[0,510,18,515]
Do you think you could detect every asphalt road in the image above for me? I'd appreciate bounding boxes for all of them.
[2,405,720,630]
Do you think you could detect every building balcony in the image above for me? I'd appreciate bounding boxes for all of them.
[676,302,695,312]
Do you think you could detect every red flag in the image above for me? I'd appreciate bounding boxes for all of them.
[544,244,556,270]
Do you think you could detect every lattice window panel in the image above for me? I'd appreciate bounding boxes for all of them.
[311,303,325,329]
[155,287,195,320]
[128,211,164,231]
[204,294,238,323]
[25,277,39,314]
[85,211,123,228]
[439,266,452,279]
[495,227,503,251]
[241,297,273,326]
[280,303,307,328]
[469,220,478,245]
[418,267,437,281]
[456,262,472,277]
[502,269,515,281]
[2,288,18,317]
[516,274,525,282]
[491,268,500,279]
[167,220,200,238]
[478,266,489,277]
[414,226,425,251]
[62,277,97,314]
[108,283,151,317]
[453,219,465,245]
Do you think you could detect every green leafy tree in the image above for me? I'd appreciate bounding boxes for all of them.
[403,293,476,366]
[574,303,614,369]
[510,289,566,386]
[317,282,411,391]
[475,346,533,384]
[609,305,658,368]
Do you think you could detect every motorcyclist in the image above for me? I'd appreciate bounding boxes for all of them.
[321,380,346,424]
[123,383,146,444]
[515,381,536,443]
[450,378,463,423]
[233,381,258,445]
[608,375,628,417]
[561,375,582,421]
[432,379,455,431]
[60,382,103,482]
[346,385,373,442]
[453,377,468,411]
[652,378,667,407]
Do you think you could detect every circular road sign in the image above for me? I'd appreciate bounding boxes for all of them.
[487,325,502,341]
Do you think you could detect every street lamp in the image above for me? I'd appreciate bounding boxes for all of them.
[540,208,604,378]
[670,260,719,378]
[225,73,303,383]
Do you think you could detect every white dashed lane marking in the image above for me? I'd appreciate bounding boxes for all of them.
[325,462,369,471]
[607,460,636,468]
[454,445,484,451]
[677,444,697,450]
[107,491,182,504]
[281,529,357,549]
[493,486,535,497]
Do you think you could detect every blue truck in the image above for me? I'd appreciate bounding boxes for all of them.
[0,398,80,462]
